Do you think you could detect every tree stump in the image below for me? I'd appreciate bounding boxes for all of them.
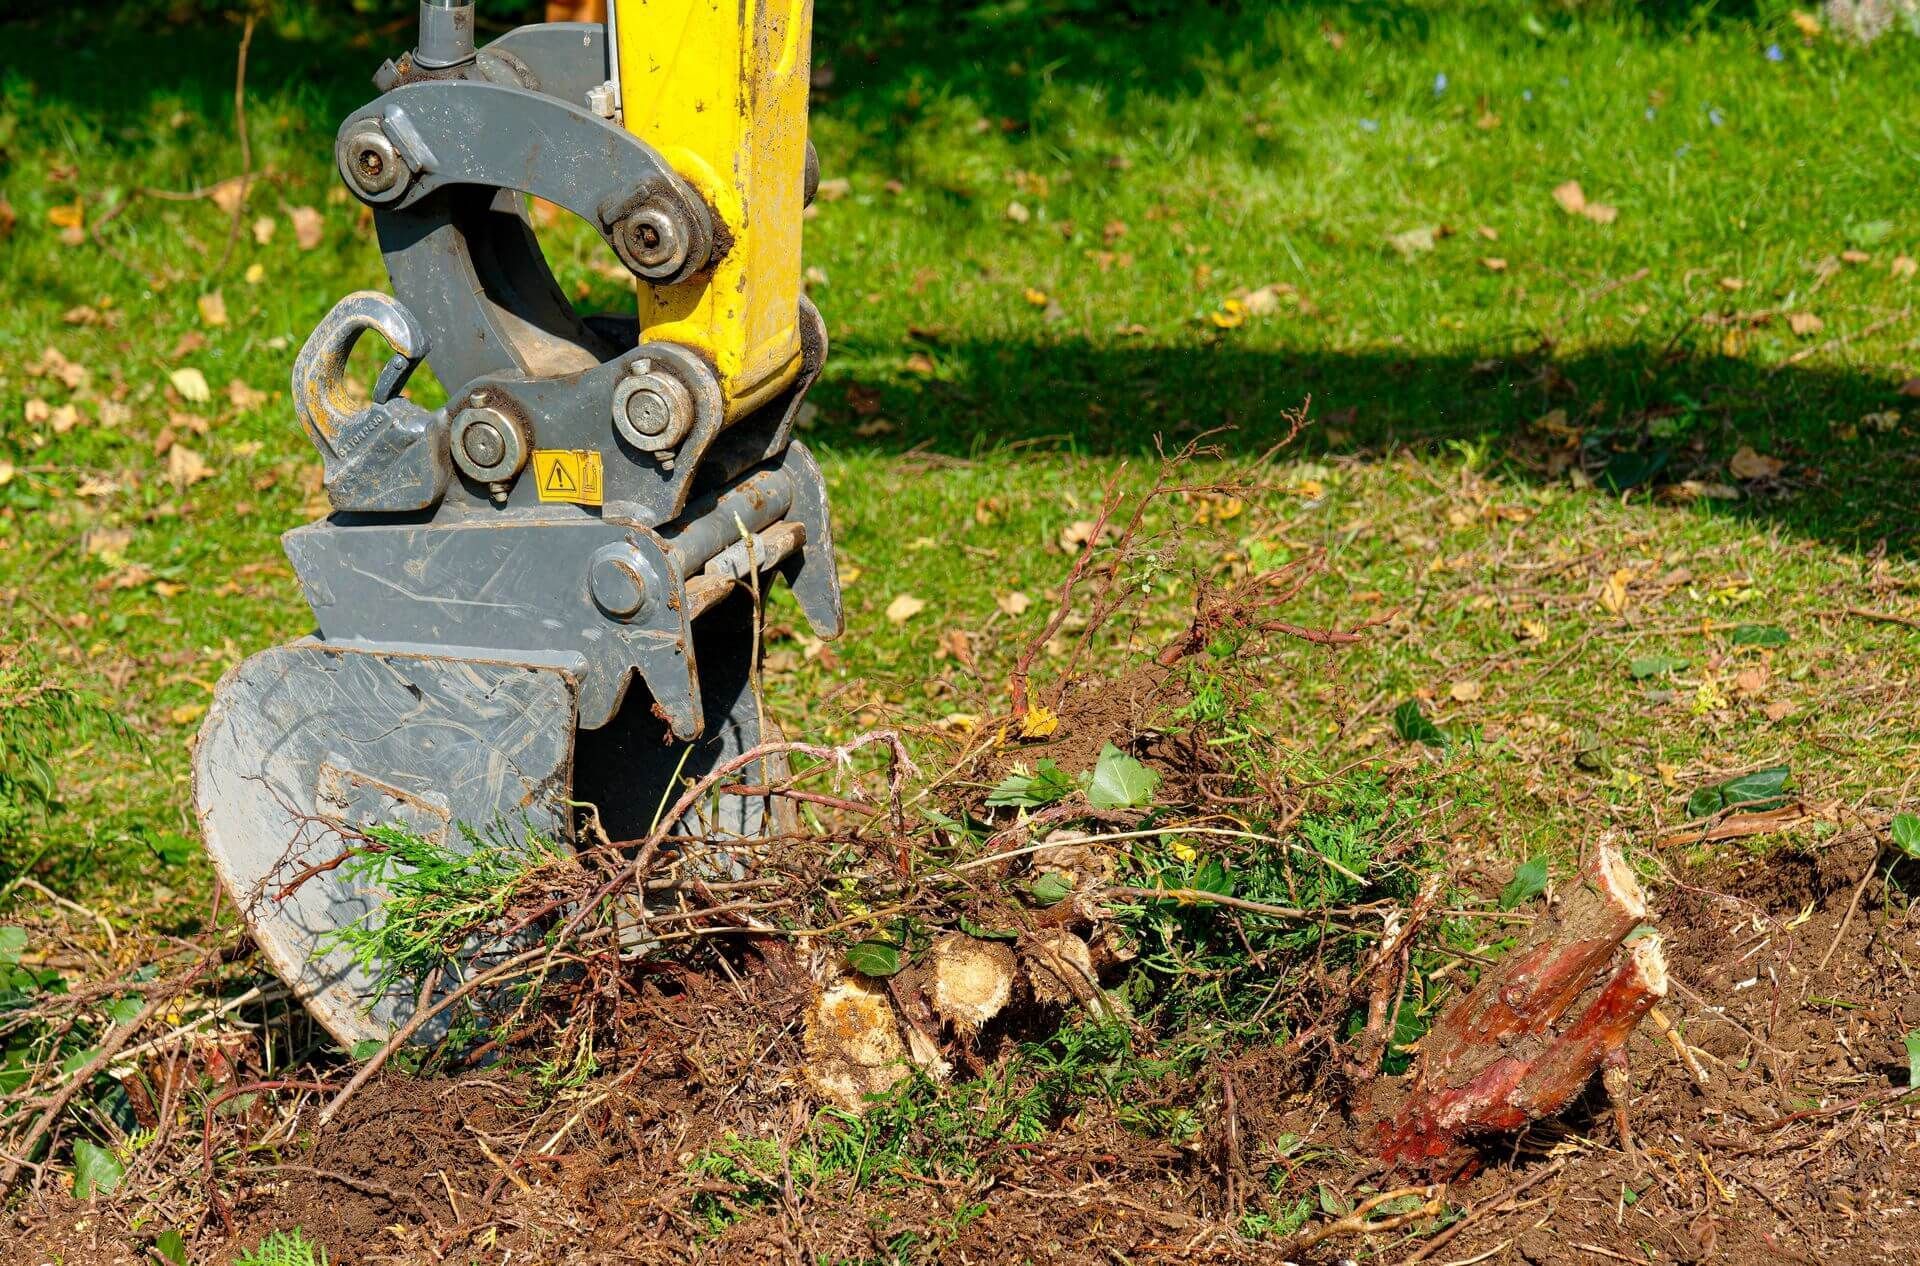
[1367,841,1666,1169]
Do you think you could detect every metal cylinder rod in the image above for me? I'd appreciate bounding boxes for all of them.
[657,467,795,576]
[415,0,477,68]
[684,521,807,620]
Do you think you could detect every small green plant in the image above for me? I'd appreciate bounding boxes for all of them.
[0,649,133,880]
[233,1228,328,1266]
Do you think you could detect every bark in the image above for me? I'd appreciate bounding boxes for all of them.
[1368,842,1666,1169]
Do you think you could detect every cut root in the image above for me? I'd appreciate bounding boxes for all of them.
[1368,840,1667,1170]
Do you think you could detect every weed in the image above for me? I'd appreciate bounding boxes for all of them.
[232,1229,328,1266]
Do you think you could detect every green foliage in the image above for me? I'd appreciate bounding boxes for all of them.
[1392,700,1447,748]
[1084,743,1158,809]
[845,939,905,977]
[1685,765,1792,819]
[70,1138,124,1197]
[1026,871,1074,907]
[1906,1031,1920,1090]
[985,759,1075,808]
[1890,813,1920,860]
[0,651,132,872]
[153,1228,188,1266]
[1729,624,1791,648]
[233,1229,328,1266]
[323,823,564,1002]
[1499,856,1551,910]
[1629,655,1687,679]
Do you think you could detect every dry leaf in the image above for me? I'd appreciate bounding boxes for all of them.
[47,201,84,230]
[244,262,267,286]
[1449,680,1484,703]
[1734,665,1769,696]
[1023,287,1049,307]
[207,175,248,216]
[1897,378,1920,398]
[228,379,268,410]
[1005,200,1030,224]
[85,527,133,558]
[1718,277,1745,292]
[1552,181,1588,215]
[1481,257,1507,272]
[885,593,925,624]
[996,591,1033,617]
[852,418,895,438]
[1058,519,1111,551]
[1840,249,1870,264]
[169,702,207,727]
[23,399,49,425]
[49,404,80,434]
[251,215,276,245]
[169,367,212,404]
[1477,225,1499,241]
[197,290,229,327]
[1207,298,1247,329]
[939,627,975,669]
[1581,202,1618,225]
[167,444,212,487]
[1018,705,1060,739]
[1790,9,1821,35]
[1892,255,1917,279]
[1598,567,1633,615]
[1787,311,1823,336]
[289,206,323,250]
[1729,445,1784,480]
[904,352,936,376]
[1386,226,1436,257]
[1763,699,1793,722]
[814,177,851,202]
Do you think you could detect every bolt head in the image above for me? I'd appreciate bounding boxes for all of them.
[461,421,505,467]
[589,551,650,619]
[611,367,694,453]
[338,124,408,201]
[621,206,689,278]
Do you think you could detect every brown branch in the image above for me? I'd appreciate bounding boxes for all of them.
[1009,465,1125,718]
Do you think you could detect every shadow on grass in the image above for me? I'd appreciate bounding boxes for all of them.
[807,336,1920,554]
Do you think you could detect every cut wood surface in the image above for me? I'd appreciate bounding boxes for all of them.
[1369,842,1666,1168]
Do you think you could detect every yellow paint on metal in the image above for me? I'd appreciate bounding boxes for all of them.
[613,0,811,419]
[532,449,606,505]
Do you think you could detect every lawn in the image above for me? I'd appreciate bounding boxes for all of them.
[3,0,1919,1258]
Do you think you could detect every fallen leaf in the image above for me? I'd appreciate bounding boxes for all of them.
[1481,256,1508,272]
[1840,249,1870,264]
[1599,567,1633,615]
[23,399,49,425]
[1718,276,1745,291]
[1763,699,1793,722]
[167,444,212,487]
[1023,287,1049,307]
[1102,219,1128,243]
[885,593,925,624]
[1582,201,1618,225]
[197,290,229,327]
[1018,705,1060,739]
[1787,311,1824,336]
[169,367,212,404]
[1450,679,1484,702]
[85,527,133,557]
[996,591,1033,616]
[939,628,975,668]
[47,201,84,230]
[1552,181,1588,215]
[1207,297,1247,329]
[1518,618,1549,642]
[227,379,268,410]
[814,177,851,202]
[244,262,267,286]
[289,206,323,250]
[1386,226,1436,258]
[904,352,936,376]
[1791,9,1821,35]
[250,215,275,245]
[1734,665,1770,696]
[0,461,12,487]
[1477,225,1499,241]
[31,346,88,390]
[1897,378,1920,398]
[207,175,248,216]
[1729,445,1785,480]
[49,404,80,434]
[1058,519,1113,552]
[1893,255,1917,279]
[168,702,206,727]
[1005,200,1031,225]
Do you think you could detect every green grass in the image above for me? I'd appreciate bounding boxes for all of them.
[2,0,1917,921]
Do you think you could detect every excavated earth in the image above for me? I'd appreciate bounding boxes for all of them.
[6,833,1918,1264]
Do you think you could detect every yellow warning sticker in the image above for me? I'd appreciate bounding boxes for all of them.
[531,449,604,506]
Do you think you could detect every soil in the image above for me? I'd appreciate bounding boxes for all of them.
[7,834,1917,1264]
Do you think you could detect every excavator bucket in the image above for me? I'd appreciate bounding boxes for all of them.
[194,0,837,1047]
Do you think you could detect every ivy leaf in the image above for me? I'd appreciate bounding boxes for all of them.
[154,1229,188,1266]
[1729,623,1790,648]
[1630,655,1687,679]
[1907,1030,1920,1090]
[845,940,904,978]
[71,1139,123,1198]
[1686,765,1791,818]
[1393,700,1447,747]
[0,927,24,963]
[986,760,1076,808]
[1499,855,1550,910]
[956,915,1018,941]
[1083,743,1159,809]
[1028,872,1074,907]
[1891,813,1920,860]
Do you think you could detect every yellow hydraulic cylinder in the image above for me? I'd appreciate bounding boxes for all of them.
[611,0,812,420]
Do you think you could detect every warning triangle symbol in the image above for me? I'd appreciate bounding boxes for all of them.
[544,460,577,492]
